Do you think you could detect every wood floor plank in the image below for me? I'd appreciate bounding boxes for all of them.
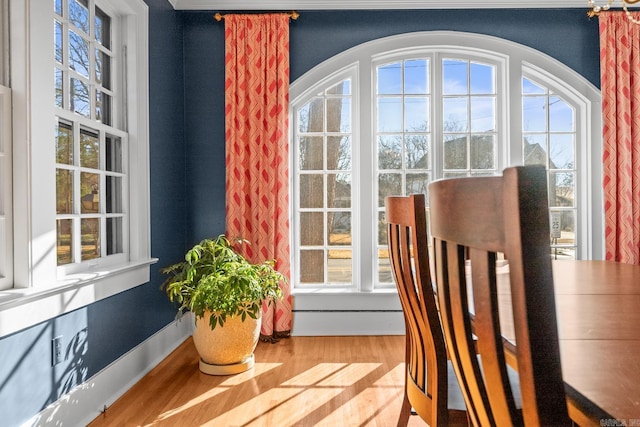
[89,335,427,426]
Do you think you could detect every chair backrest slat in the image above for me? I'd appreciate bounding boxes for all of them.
[429,165,570,426]
[386,194,450,426]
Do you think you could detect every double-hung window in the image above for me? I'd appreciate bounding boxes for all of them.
[55,0,127,273]
[291,32,602,302]
[0,0,151,338]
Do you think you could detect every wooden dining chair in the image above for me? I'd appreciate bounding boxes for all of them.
[386,194,468,427]
[428,165,571,426]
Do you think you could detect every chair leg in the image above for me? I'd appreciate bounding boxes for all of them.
[398,329,413,426]
[397,390,412,427]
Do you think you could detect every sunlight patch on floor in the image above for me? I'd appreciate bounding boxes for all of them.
[280,363,348,386]
[203,388,342,426]
[318,363,383,387]
[153,362,282,423]
[218,363,283,386]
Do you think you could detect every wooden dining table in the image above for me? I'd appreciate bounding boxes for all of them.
[550,260,640,426]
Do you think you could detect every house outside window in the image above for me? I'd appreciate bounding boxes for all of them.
[291,32,602,302]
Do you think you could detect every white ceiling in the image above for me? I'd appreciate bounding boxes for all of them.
[167,0,606,11]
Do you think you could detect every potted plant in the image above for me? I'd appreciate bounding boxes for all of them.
[161,234,285,375]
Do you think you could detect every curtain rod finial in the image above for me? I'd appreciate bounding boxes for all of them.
[214,12,223,21]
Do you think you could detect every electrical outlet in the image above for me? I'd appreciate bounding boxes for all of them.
[52,336,63,366]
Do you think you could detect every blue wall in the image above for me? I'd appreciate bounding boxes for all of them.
[0,4,600,426]
[288,9,600,85]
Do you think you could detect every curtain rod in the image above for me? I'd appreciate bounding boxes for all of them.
[214,11,299,21]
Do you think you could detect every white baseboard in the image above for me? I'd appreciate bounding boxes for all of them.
[291,311,405,336]
[24,315,194,427]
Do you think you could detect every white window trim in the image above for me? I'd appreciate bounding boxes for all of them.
[0,85,12,290]
[290,31,603,311]
[0,0,154,339]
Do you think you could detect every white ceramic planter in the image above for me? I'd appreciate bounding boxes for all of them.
[192,311,261,375]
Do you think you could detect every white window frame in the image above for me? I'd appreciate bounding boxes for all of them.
[0,0,153,338]
[290,31,602,311]
[0,85,12,291]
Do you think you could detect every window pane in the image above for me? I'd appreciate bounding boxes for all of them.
[524,134,547,166]
[57,219,73,265]
[328,212,350,246]
[378,211,387,246]
[549,96,574,132]
[404,59,428,95]
[80,129,99,169]
[55,0,63,16]
[300,212,324,245]
[326,80,350,95]
[522,96,546,132]
[106,176,122,213]
[470,97,495,132]
[378,173,402,207]
[106,217,123,255]
[549,172,575,207]
[81,217,100,261]
[326,98,350,133]
[404,97,428,132]
[443,97,468,132]
[405,173,429,196]
[522,77,546,94]
[96,49,111,90]
[550,210,575,258]
[69,0,89,33]
[405,135,429,169]
[299,174,323,209]
[56,121,73,164]
[55,21,63,63]
[378,97,402,132]
[69,30,90,78]
[470,62,494,94]
[70,77,90,117]
[549,134,574,169]
[328,249,351,283]
[95,6,111,49]
[55,68,64,108]
[96,91,111,125]
[106,135,122,172]
[56,169,73,214]
[444,135,468,170]
[298,98,323,133]
[299,136,323,170]
[378,252,392,283]
[443,171,469,179]
[470,135,495,170]
[80,172,99,213]
[443,59,468,95]
[378,62,402,94]
[300,250,324,283]
[378,135,402,169]
[327,174,351,208]
[327,136,351,171]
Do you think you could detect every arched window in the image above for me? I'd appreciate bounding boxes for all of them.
[291,32,602,300]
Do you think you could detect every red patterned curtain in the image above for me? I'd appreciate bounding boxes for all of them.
[224,14,292,340]
[600,11,640,264]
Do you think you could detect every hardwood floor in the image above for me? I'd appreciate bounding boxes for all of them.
[88,335,427,426]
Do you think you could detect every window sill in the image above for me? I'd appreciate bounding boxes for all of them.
[292,289,402,311]
[0,258,157,338]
